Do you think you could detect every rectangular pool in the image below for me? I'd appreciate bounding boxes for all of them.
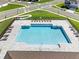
[16,24,71,45]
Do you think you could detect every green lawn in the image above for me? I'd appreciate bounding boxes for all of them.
[0,4,24,12]
[24,0,53,3]
[22,0,53,3]
[56,3,64,7]
[68,19,79,31]
[24,10,66,20]
[56,3,69,9]
[37,0,53,3]
[0,18,14,38]
[75,8,79,12]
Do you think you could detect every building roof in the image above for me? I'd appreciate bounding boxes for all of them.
[4,51,79,59]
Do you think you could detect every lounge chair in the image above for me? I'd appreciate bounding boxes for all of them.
[3,34,9,37]
[69,26,76,32]
[42,20,43,22]
[34,20,35,22]
[9,26,14,29]
[69,26,72,28]
[31,20,33,22]
[0,37,7,41]
[9,26,14,28]
[75,33,79,37]
[8,28,12,30]
[46,20,48,22]
[44,20,46,22]
[73,32,79,37]
[37,20,38,22]
[75,34,79,37]
[70,28,75,32]
[75,35,79,37]
[6,26,14,33]
[6,30,11,33]
[49,20,51,22]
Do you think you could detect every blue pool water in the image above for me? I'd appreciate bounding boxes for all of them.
[16,24,71,44]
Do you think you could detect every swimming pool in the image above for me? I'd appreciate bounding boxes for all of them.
[16,24,71,45]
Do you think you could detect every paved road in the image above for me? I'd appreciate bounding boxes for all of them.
[13,0,79,21]
[0,0,62,21]
[43,7,79,20]
[29,0,79,21]
[0,0,79,21]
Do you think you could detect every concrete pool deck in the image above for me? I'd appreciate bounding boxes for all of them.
[0,20,79,59]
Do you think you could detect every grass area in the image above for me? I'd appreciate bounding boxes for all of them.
[0,4,24,12]
[68,19,79,31]
[37,0,53,3]
[24,10,66,20]
[22,0,53,3]
[0,18,14,38]
[56,3,69,9]
[75,8,79,12]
